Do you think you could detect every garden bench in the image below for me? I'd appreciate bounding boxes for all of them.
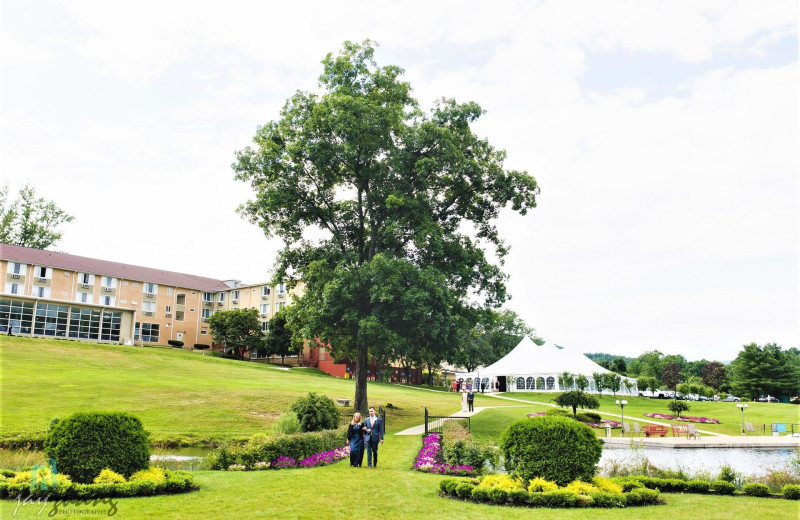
[687,424,700,440]
[336,398,351,407]
[642,424,668,437]
[671,424,689,437]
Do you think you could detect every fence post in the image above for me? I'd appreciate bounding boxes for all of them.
[424,408,428,436]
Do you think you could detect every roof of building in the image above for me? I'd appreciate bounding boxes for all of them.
[0,243,231,291]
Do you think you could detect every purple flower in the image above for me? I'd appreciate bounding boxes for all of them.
[413,433,475,476]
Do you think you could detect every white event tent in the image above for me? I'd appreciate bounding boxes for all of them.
[456,337,638,395]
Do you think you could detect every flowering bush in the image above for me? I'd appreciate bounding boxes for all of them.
[254,461,270,470]
[644,413,720,424]
[272,456,297,469]
[413,433,475,476]
[299,446,349,468]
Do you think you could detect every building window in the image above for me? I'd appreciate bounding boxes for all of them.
[217,293,225,303]
[143,282,157,295]
[102,276,115,288]
[201,309,212,320]
[165,305,171,313]
[36,266,48,278]
[278,283,286,294]
[176,294,186,305]
[10,263,24,275]
[34,286,50,298]
[0,298,35,334]
[79,273,91,284]
[77,292,90,303]
[69,307,101,340]
[167,288,172,295]
[142,301,156,313]
[34,303,69,337]
[200,330,207,335]
[175,310,184,321]
[260,303,269,315]
[261,286,270,297]
[232,290,240,301]
[101,295,114,306]
[202,292,213,303]
[7,283,20,295]
[261,321,269,332]
[139,323,160,343]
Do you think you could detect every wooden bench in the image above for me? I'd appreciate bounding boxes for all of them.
[642,424,669,437]
[671,424,689,437]
[336,399,351,407]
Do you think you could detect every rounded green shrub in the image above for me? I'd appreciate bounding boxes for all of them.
[575,412,602,423]
[488,487,509,504]
[542,489,578,507]
[44,411,150,483]
[499,416,602,486]
[455,482,475,498]
[508,488,529,504]
[782,484,800,500]
[686,480,710,493]
[589,490,625,508]
[711,480,736,495]
[625,488,660,506]
[93,469,125,484]
[743,482,770,497]
[272,412,302,435]
[167,340,184,347]
[545,408,570,417]
[471,487,490,501]
[290,392,340,432]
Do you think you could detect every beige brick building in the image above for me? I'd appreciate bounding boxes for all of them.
[0,243,294,349]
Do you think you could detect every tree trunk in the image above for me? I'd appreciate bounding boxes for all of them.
[354,343,369,414]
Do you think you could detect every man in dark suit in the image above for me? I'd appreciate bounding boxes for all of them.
[364,407,384,468]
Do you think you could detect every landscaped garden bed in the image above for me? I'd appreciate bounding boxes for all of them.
[644,413,720,424]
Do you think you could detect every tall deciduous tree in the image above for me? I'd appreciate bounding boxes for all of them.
[701,361,727,390]
[207,308,263,359]
[661,362,683,391]
[729,343,800,400]
[264,311,298,364]
[232,41,539,412]
[0,184,74,249]
[449,308,537,372]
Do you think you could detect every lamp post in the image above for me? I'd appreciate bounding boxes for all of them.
[737,403,748,435]
[616,399,627,436]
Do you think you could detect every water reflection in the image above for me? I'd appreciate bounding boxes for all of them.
[600,447,796,477]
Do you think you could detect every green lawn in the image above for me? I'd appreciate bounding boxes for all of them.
[492,392,800,436]
[2,335,799,519]
[2,435,798,520]
[0,336,514,444]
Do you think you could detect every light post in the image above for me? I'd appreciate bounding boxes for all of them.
[737,403,748,435]
[616,399,627,436]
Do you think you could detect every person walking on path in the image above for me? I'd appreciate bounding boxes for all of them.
[461,389,468,412]
[467,389,475,412]
[347,412,366,467]
[364,407,384,468]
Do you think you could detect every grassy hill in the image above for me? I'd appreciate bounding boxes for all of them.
[0,336,506,445]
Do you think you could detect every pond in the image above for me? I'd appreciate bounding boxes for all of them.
[599,446,797,478]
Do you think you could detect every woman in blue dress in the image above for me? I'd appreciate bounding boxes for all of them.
[347,412,366,467]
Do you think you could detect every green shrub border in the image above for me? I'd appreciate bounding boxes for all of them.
[437,477,662,508]
[0,470,196,500]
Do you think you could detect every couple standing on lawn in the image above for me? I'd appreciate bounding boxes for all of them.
[347,407,384,468]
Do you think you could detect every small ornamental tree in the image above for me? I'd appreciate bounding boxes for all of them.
[44,412,150,483]
[208,308,263,359]
[667,400,690,418]
[499,416,602,487]
[574,374,589,392]
[552,391,600,418]
[290,392,341,432]
[592,372,606,395]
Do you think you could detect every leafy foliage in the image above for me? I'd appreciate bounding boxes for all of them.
[289,392,340,432]
[553,390,600,417]
[207,308,263,359]
[729,343,800,400]
[499,416,603,486]
[232,40,539,411]
[0,184,74,249]
[44,412,150,483]
[667,400,690,417]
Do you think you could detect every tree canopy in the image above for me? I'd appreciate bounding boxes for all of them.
[0,184,74,249]
[207,308,263,359]
[232,41,539,411]
[448,308,537,372]
[553,390,600,418]
[729,343,800,400]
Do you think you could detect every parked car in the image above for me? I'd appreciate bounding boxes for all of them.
[698,396,712,401]
[758,395,778,403]
[721,395,741,402]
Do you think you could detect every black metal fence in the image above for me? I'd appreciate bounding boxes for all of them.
[423,407,470,436]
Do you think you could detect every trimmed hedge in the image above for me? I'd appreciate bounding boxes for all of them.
[167,340,184,347]
[44,412,150,483]
[743,483,770,497]
[193,344,210,349]
[782,484,800,500]
[711,480,736,495]
[439,477,662,508]
[499,416,602,486]
[0,469,194,500]
[207,428,347,470]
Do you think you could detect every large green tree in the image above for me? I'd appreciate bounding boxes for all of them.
[207,308,263,359]
[233,41,539,411]
[449,308,537,372]
[0,184,74,249]
[263,311,299,364]
[729,343,800,400]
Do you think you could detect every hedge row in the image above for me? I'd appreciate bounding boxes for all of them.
[615,476,800,499]
[207,428,347,470]
[0,469,195,500]
[439,477,662,508]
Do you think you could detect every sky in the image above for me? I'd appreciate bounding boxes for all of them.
[1,0,797,362]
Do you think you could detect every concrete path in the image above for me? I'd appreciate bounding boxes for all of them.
[396,406,493,436]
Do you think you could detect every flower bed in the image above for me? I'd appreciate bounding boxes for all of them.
[228,446,349,471]
[644,413,719,424]
[579,420,621,429]
[526,412,546,418]
[413,433,475,476]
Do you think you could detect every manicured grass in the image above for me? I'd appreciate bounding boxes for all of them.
[492,392,800,436]
[2,435,798,520]
[0,336,512,444]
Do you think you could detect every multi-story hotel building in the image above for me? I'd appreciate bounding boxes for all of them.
[0,243,293,349]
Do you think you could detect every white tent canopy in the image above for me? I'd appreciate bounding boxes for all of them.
[456,337,637,394]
